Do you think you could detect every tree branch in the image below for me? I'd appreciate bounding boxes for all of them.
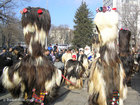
[0,0,12,9]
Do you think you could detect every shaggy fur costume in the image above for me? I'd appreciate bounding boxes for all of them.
[88,10,127,105]
[119,29,134,85]
[2,7,62,105]
[65,59,85,89]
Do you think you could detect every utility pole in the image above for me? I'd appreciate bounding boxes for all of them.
[45,0,48,49]
[47,0,48,9]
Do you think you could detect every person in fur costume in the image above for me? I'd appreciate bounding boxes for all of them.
[88,8,127,105]
[119,29,134,86]
[1,7,62,105]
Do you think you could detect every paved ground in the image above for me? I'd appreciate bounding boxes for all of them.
[50,87,88,105]
[0,72,140,105]
[124,72,140,105]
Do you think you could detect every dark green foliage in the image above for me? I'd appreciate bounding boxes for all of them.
[72,1,94,48]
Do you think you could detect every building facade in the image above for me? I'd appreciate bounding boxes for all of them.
[103,0,140,49]
[48,26,74,45]
[103,0,113,7]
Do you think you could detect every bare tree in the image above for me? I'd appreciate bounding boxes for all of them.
[0,0,29,48]
[49,25,74,45]
[120,2,140,48]
[0,0,17,22]
[2,17,24,48]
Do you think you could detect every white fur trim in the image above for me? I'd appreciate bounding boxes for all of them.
[2,67,15,89]
[36,56,43,65]
[55,69,62,86]
[104,51,109,65]
[14,61,21,69]
[24,23,47,53]
[120,64,128,100]
[97,71,106,103]
[61,53,66,63]
[21,83,25,92]
[88,67,107,104]
[45,74,56,91]
[119,98,123,105]
[28,37,33,55]
[76,64,79,72]
[34,24,46,47]
[2,66,22,90]
[13,72,22,85]
[83,57,89,70]
[62,53,72,63]
[88,80,94,95]
[70,77,76,84]
[23,24,35,36]
[123,85,128,100]
[67,66,73,73]
[94,11,118,45]
[120,64,123,90]
[96,53,100,59]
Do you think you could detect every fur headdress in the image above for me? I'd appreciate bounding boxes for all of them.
[94,10,118,45]
[119,29,131,56]
[21,7,51,56]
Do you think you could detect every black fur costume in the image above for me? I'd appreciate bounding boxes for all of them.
[2,7,62,105]
[119,29,134,85]
[65,59,85,89]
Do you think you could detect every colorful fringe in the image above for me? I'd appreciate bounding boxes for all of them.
[110,90,119,105]
[30,88,48,105]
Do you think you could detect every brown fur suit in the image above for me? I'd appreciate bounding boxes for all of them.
[2,7,62,105]
[119,29,134,85]
[88,11,127,105]
[65,59,85,89]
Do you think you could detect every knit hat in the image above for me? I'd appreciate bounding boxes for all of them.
[72,55,76,59]
[79,48,84,51]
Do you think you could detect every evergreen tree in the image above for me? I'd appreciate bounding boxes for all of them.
[72,1,94,48]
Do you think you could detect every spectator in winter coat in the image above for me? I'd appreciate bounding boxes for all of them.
[44,49,53,62]
[54,55,64,71]
[50,50,56,62]
[48,44,53,52]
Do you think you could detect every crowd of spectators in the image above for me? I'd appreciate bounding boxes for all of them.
[0,43,139,93]
[0,43,25,92]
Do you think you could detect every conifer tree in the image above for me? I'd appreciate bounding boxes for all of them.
[72,1,94,48]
